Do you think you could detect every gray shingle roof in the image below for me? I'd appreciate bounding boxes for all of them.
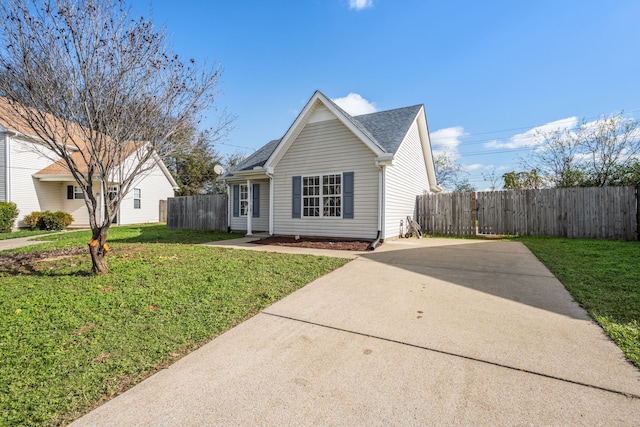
[223,138,281,177]
[353,105,422,154]
[225,100,422,177]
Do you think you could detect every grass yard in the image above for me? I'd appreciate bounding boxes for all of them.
[0,225,349,426]
[517,236,640,370]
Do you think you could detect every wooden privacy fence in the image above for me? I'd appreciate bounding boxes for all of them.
[417,186,639,240]
[158,200,167,223]
[167,194,228,231]
[416,191,477,236]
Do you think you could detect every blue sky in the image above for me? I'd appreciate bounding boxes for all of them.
[134,0,640,190]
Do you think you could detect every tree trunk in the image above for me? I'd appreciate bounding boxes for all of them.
[88,226,110,274]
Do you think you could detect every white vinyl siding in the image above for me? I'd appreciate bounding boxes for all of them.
[383,120,431,239]
[273,118,379,239]
[0,133,6,201]
[229,179,269,232]
[8,137,66,226]
[118,157,175,225]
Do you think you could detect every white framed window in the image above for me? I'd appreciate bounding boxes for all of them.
[73,186,83,199]
[239,184,249,216]
[133,188,141,209]
[302,173,342,218]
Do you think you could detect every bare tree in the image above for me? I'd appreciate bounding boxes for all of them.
[434,150,473,192]
[523,112,640,187]
[481,169,501,191]
[0,0,224,273]
[580,114,640,186]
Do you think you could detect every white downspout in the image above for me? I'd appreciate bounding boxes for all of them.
[266,169,274,235]
[246,179,252,236]
[368,165,385,250]
[380,166,386,239]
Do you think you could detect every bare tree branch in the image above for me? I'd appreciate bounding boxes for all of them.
[0,0,226,273]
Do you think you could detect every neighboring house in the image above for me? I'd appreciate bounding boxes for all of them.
[0,99,178,228]
[222,90,440,242]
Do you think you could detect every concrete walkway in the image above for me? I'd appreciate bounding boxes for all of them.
[73,238,640,426]
[0,235,54,251]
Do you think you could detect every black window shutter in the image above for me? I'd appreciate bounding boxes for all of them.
[292,176,301,218]
[232,185,240,217]
[67,185,74,200]
[252,184,260,218]
[343,172,354,219]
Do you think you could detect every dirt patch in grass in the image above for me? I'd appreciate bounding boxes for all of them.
[252,236,374,251]
[0,247,87,274]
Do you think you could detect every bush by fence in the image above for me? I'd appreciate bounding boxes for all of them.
[417,186,639,240]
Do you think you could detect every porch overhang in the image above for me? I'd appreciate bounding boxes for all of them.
[224,166,270,181]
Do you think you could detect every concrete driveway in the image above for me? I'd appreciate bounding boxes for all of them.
[72,238,640,426]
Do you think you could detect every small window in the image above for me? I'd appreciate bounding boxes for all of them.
[74,186,83,199]
[239,184,248,216]
[133,188,141,209]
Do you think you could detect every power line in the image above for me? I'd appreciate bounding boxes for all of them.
[429,109,640,145]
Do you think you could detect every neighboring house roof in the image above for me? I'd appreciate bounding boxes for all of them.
[0,97,178,188]
[0,97,89,151]
[34,142,140,176]
[225,93,424,178]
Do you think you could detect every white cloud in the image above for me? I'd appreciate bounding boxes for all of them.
[462,163,487,172]
[332,93,378,116]
[430,126,467,158]
[484,117,579,150]
[349,0,373,10]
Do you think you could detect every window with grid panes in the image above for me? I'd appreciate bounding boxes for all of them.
[239,184,249,216]
[302,174,342,217]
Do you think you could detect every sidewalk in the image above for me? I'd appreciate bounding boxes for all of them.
[72,237,640,425]
[0,235,51,251]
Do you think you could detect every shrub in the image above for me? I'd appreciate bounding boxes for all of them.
[22,211,44,230]
[22,210,73,231]
[0,202,19,233]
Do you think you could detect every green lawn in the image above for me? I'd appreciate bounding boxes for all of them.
[517,236,640,370]
[0,225,349,426]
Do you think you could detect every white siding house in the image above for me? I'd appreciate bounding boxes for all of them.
[223,91,440,243]
[0,102,177,228]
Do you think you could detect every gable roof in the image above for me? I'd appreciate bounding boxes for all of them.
[226,94,424,177]
[352,105,423,154]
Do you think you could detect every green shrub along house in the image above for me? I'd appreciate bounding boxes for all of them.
[22,210,73,231]
[0,201,18,232]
